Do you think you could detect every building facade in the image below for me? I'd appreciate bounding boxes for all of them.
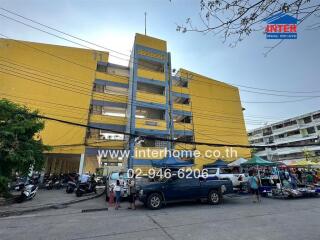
[248,110,320,162]
[0,34,250,174]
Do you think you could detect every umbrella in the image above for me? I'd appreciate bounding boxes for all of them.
[151,156,194,168]
[203,159,228,168]
[240,155,276,167]
[228,158,248,167]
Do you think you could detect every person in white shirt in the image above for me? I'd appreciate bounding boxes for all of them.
[114,180,121,210]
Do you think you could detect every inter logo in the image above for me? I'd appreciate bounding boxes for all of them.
[265,13,298,40]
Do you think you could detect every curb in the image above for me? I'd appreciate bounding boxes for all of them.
[0,191,105,218]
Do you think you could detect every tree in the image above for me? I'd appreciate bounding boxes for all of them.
[176,0,320,55]
[0,99,50,197]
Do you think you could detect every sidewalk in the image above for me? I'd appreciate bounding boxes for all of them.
[0,187,105,217]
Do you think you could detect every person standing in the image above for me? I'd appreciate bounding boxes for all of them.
[128,174,137,210]
[248,171,260,203]
[114,180,121,210]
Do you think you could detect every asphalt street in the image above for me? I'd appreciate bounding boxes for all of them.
[1,195,319,240]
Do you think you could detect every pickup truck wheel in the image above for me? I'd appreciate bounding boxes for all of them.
[147,193,162,210]
[208,190,221,205]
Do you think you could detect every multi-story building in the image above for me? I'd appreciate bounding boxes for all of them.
[248,110,320,162]
[0,33,250,174]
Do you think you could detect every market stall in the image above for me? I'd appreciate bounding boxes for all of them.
[241,155,279,196]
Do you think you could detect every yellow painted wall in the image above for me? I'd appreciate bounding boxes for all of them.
[135,33,167,52]
[0,39,108,154]
[179,69,250,168]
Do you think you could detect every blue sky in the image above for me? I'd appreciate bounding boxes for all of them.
[1,0,319,130]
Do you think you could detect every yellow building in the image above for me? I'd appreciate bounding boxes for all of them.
[0,33,250,174]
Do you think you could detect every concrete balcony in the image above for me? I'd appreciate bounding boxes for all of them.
[135,118,167,131]
[137,68,165,81]
[174,144,195,151]
[174,122,193,131]
[86,138,126,148]
[173,103,191,112]
[136,91,166,105]
[272,124,299,135]
[172,85,189,95]
[96,71,129,85]
[92,92,127,104]
[134,147,167,159]
[90,114,127,126]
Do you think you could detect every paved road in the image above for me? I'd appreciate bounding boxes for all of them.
[0,195,319,240]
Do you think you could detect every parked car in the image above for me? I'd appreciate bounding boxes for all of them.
[138,174,233,210]
[205,167,248,188]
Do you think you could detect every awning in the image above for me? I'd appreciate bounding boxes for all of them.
[203,159,228,168]
[228,158,248,167]
[241,155,276,167]
[151,156,194,168]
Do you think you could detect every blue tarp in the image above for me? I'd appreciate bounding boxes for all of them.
[203,159,228,168]
[151,156,194,168]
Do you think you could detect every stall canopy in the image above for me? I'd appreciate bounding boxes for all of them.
[241,155,276,167]
[203,159,228,168]
[151,156,194,168]
[228,158,248,167]
[289,160,316,167]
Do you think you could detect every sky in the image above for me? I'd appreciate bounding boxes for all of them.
[1,0,320,130]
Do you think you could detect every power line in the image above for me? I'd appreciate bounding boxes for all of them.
[1,9,320,99]
[2,6,320,97]
[0,61,278,125]
[11,110,320,149]
[1,32,318,105]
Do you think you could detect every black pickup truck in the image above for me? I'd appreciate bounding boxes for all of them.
[137,175,233,210]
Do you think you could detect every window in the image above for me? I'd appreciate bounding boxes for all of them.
[287,130,300,137]
[220,168,232,174]
[102,106,126,117]
[313,113,320,120]
[104,85,128,96]
[307,127,316,134]
[100,131,124,140]
[96,63,108,73]
[93,83,105,93]
[303,116,312,124]
[91,105,102,114]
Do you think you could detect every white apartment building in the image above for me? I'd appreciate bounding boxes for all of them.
[248,110,320,162]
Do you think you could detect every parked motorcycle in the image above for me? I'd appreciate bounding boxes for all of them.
[17,183,38,203]
[75,180,97,197]
[45,179,54,190]
[66,180,77,193]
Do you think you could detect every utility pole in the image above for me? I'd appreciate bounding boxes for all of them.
[144,12,147,35]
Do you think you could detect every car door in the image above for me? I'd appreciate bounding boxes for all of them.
[164,176,200,201]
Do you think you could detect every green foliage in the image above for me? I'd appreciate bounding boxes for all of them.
[0,99,50,196]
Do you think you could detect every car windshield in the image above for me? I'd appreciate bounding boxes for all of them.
[207,169,217,174]
[110,172,128,180]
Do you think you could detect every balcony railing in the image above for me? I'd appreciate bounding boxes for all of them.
[137,68,165,81]
[86,138,126,148]
[174,122,193,131]
[172,85,189,95]
[173,102,191,112]
[135,118,167,130]
[90,114,127,126]
[96,71,129,84]
[92,91,127,104]
[136,91,166,105]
